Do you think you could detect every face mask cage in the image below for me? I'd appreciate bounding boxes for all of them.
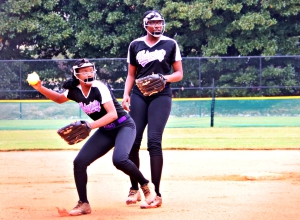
[143,12,165,37]
[72,59,97,83]
[72,59,96,75]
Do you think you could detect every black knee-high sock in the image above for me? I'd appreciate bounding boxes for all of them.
[150,155,163,197]
[74,170,89,203]
[129,153,140,190]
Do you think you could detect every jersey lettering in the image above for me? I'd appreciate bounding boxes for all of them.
[79,100,101,115]
[136,49,166,67]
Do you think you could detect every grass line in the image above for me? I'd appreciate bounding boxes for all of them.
[1,127,300,151]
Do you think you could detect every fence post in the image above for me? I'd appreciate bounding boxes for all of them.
[19,61,22,99]
[19,102,22,119]
[259,57,262,96]
[210,78,215,127]
[198,58,202,117]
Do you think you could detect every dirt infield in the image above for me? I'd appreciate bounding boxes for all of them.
[1,150,300,220]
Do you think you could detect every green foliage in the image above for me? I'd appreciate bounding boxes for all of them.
[1,1,300,98]
[186,56,300,97]
[160,0,300,57]
[1,0,300,59]
[1,56,300,99]
[0,62,19,99]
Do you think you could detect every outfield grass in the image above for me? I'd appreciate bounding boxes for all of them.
[1,116,300,130]
[0,127,300,151]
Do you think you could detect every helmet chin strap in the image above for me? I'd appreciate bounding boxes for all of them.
[76,76,95,84]
[145,29,163,38]
[144,25,165,38]
[152,31,162,37]
[84,77,94,83]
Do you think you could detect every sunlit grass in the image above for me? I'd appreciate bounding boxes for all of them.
[1,127,300,151]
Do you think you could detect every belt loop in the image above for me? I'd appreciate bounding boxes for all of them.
[117,115,127,124]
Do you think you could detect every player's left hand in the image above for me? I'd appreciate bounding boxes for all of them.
[57,120,92,145]
[122,94,131,111]
[135,73,166,96]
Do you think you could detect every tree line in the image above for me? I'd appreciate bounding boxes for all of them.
[1,0,300,59]
[0,1,300,99]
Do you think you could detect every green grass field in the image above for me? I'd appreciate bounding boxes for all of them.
[1,116,299,130]
[1,99,299,150]
[1,127,300,151]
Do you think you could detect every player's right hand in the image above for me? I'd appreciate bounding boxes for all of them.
[30,80,42,90]
[122,95,131,112]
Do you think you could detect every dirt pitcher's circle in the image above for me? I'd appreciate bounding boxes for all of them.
[1,150,299,220]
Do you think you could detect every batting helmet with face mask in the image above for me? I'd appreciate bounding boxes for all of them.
[72,58,97,83]
[143,10,165,37]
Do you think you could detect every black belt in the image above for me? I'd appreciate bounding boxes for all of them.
[103,114,129,129]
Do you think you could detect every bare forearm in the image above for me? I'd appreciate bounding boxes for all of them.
[36,86,66,103]
[90,101,118,129]
[90,112,118,129]
[164,60,183,83]
[164,71,183,83]
[123,75,135,96]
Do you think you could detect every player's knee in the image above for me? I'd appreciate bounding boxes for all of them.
[148,132,162,144]
[147,132,163,156]
[148,144,163,157]
[73,157,88,171]
[133,136,143,146]
[130,143,140,155]
[112,157,127,170]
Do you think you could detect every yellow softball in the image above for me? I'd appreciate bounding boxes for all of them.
[27,72,40,85]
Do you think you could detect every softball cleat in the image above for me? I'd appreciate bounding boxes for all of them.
[140,182,157,205]
[126,188,142,205]
[140,196,162,209]
[69,201,91,216]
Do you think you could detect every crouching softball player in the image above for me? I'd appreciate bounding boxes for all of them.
[29,58,156,216]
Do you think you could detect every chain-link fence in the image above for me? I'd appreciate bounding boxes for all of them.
[1,97,300,129]
[1,56,300,99]
[1,56,300,128]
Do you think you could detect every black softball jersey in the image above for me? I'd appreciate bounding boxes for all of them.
[127,35,182,79]
[63,80,127,121]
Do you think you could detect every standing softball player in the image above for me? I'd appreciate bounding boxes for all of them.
[29,58,156,216]
[122,10,183,208]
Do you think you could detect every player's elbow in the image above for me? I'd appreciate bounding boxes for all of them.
[55,99,67,104]
[174,71,183,82]
[178,72,183,81]
[110,112,118,121]
[55,94,68,104]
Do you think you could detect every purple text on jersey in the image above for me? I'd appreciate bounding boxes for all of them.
[136,49,166,67]
[79,100,101,115]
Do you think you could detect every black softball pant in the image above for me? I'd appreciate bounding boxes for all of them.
[129,89,172,197]
[73,118,149,204]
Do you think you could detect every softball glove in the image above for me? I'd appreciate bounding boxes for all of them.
[57,120,92,145]
[135,73,166,96]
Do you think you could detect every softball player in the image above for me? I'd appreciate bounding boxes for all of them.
[30,58,156,215]
[122,10,183,208]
